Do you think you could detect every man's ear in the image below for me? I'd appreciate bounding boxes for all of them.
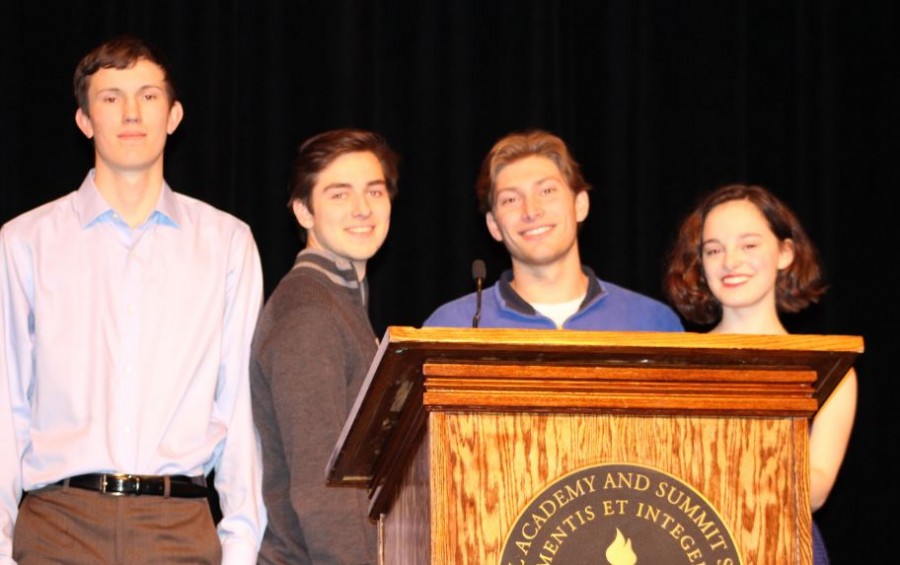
[292,199,314,230]
[778,238,795,270]
[575,190,590,222]
[75,108,94,139]
[485,211,503,242]
[166,101,184,135]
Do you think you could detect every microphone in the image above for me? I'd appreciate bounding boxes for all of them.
[471,259,486,328]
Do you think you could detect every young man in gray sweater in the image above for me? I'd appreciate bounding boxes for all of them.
[250,129,399,564]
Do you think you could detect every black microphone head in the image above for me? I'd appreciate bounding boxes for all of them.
[472,259,486,281]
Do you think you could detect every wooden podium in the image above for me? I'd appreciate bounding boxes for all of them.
[327,327,862,564]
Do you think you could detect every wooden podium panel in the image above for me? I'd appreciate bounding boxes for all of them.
[425,413,804,563]
[329,327,862,564]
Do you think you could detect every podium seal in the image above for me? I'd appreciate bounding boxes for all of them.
[499,463,742,565]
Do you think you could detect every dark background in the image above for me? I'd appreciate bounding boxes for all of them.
[1,1,895,562]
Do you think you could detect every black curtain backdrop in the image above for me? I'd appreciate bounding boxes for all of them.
[2,1,895,562]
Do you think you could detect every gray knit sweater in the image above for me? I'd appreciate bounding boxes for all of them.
[250,249,378,565]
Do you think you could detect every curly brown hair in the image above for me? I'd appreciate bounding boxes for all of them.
[664,184,827,325]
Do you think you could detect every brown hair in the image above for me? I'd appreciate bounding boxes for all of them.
[287,128,400,238]
[664,183,828,325]
[475,129,591,213]
[73,35,177,114]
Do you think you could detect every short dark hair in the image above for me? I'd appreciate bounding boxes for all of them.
[73,35,177,114]
[287,128,400,237]
[475,129,591,214]
[664,183,827,325]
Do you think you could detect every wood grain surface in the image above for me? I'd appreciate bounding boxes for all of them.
[331,327,859,564]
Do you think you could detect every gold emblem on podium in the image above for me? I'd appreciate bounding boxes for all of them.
[499,463,741,564]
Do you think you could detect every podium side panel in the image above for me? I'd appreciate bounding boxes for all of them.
[381,426,432,565]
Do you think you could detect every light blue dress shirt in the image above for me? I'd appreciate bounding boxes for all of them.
[0,171,266,564]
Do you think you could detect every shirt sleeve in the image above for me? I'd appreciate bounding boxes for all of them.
[422,297,471,328]
[210,225,267,565]
[0,227,30,565]
[662,305,685,332]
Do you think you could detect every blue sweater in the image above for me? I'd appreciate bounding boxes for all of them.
[424,266,683,331]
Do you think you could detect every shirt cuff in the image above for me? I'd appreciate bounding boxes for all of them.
[221,537,260,565]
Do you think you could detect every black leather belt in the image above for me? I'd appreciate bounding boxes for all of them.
[57,473,209,498]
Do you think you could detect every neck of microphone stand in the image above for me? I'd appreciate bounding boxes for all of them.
[472,277,483,328]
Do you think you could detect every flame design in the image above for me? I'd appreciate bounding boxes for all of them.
[605,528,637,565]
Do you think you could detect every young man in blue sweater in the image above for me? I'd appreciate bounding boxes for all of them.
[425,129,682,332]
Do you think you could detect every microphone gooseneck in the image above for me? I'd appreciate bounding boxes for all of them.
[471,259,486,328]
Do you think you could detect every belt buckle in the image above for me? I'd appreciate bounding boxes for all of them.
[101,474,140,496]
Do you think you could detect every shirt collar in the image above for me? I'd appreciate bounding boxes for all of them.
[293,248,362,286]
[292,248,367,305]
[74,169,181,229]
[497,265,607,315]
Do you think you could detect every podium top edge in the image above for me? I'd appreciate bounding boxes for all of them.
[383,326,865,354]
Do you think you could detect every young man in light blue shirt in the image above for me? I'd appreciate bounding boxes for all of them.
[0,35,265,564]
